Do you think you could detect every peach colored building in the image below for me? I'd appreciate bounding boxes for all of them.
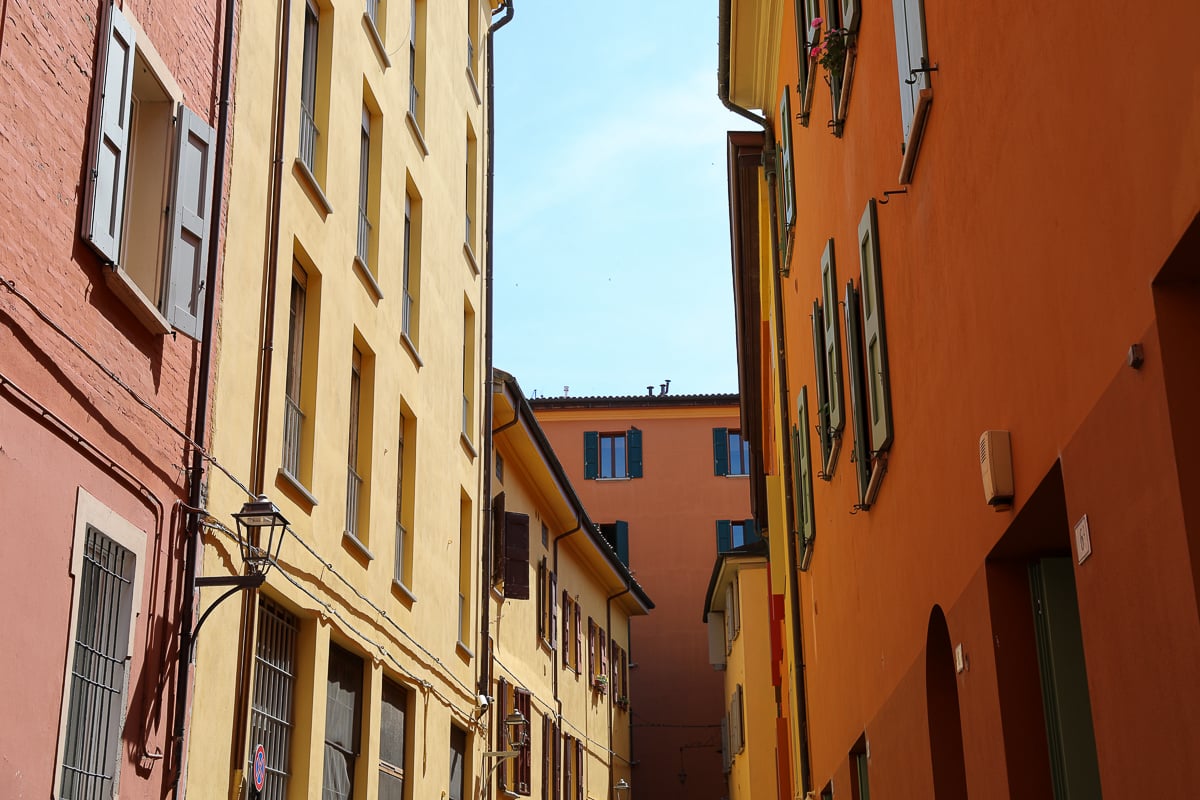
[531,393,751,800]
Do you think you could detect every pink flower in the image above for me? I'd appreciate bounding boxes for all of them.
[810,43,823,58]
[811,17,823,28]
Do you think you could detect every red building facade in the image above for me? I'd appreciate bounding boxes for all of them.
[0,0,232,796]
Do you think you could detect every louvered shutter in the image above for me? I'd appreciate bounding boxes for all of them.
[792,0,810,110]
[83,2,136,264]
[542,714,551,800]
[574,602,582,671]
[811,300,832,470]
[716,520,732,553]
[549,571,557,650]
[795,387,816,567]
[779,88,796,235]
[552,723,560,800]
[627,428,643,478]
[561,591,570,666]
[600,626,608,678]
[614,521,629,567]
[537,559,546,638]
[844,281,872,506]
[712,428,729,476]
[744,519,760,545]
[821,241,845,455]
[583,432,598,479]
[587,618,595,682]
[574,739,583,800]
[503,512,530,599]
[166,105,216,340]
[492,492,506,585]
[858,198,893,452]
[892,0,929,140]
[497,678,509,788]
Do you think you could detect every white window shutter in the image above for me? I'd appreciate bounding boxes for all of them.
[842,0,859,33]
[166,105,216,340]
[892,0,929,140]
[858,199,894,452]
[82,2,136,264]
[821,239,845,438]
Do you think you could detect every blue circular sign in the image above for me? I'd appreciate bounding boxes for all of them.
[253,744,267,791]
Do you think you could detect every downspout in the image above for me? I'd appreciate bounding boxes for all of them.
[478,0,515,702]
[718,0,812,791]
[173,0,238,793]
[605,583,632,800]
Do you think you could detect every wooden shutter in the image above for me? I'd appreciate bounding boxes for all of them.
[497,677,509,788]
[536,559,546,639]
[492,492,506,585]
[83,2,136,265]
[166,104,216,340]
[503,512,530,599]
[549,571,557,650]
[541,714,551,800]
[583,431,598,479]
[858,198,893,452]
[627,428,643,478]
[574,601,582,671]
[515,690,531,793]
[587,617,596,682]
[552,723,560,800]
[561,592,570,666]
[574,739,584,800]
[844,281,872,506]
[892,0,929,140]
[811,300,832,471]
[821,241,845,460]
[745,519,760,545]
[712,428,729,476]
[795,386,816,567]
[614,521,629,567]
[716,520,732,553]
[600,626,608,678]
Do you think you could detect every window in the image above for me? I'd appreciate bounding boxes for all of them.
[379,678,409,800]
[408,0,426,131]
[355,95,383,296]
[345,344,375,551]
[537,557,556,646]
[610,639,629,708]
[541,715,557,800]
[562,735,583,800]
[496,453,504,484]
[792,386,817,570]
[282,269,308,479]
[721,717,731,774]
[82,1,214,340]
[892,0,932,182]
[844,280,873,508]
[716,519,759,552]
[816,239,845,477]
[394,408,416,593]
[497,507,530,600]
[56,524,140,799]
[730,684,746,755]
[586,618,608,692]
[811,0,857,133]
[458,493,473,649]
[778,87,796,260]
[298,0,332,190]
[513,688,532,794]
[466,0,482,97]
[364,0,389,66]
[448,725,467,800]
[793,0,815,123]
[583,429,643,479]
[850,736,870,800]
[858,199,894,455]
[597,521,629,566]
[322,644,363,800]
[462,305,476,445]
[713,428,751,476]
[723,579,741,653]
[250,599,298,800]
[561,592,579,671]
[401,184,422,349]
[465,123,479,255]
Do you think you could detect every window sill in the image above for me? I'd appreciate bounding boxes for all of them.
[392,578,417,604]
[463,242,480,276]
[103,266,171,336]
[362,13,391,69]
[460,432,478,460]
[456,639,475,660]
[342,532,376,562]
[293,158,333,216]
[406,112,430,158]
[399,330,424,369]
[353,255,385,302]
[466,67,481,106]
[899,88,933,185]
[276,468,318,509]
[723,473,750,479]
[595,476,633,482]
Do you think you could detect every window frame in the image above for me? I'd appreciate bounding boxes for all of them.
[379,676,410,800]
[892,0,933,183]
[250,598,299,800]
[322,643,364,800]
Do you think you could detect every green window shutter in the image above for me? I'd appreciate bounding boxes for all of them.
[744,519,760,545]
[166,105,216,340]
[615,520,629,567]
[811,299,832,472]
[713,427,729,476]
[716,520,732,554]
[844,281,872,507]
[583,431,598,479]
[821,240,846,470]
[627,428,643,478]
[82,2,137,265]
[858,198,893,452]
[795,386,816,568]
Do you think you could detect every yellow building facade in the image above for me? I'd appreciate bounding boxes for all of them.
[186,0,506,798]
[488,371,652,800]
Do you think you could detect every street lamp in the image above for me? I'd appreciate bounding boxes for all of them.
[614,778,631,799]
[231,494,289,576]
[479,709,529,800]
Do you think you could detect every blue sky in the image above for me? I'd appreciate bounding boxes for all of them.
[491,1,755,399]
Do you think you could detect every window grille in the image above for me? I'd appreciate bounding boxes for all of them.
[299,1,320,170]
[283,274,306,476]
[250,599,298,800]
[59,527,135,800]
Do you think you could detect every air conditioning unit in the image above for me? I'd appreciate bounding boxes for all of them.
[979,430,1014,510]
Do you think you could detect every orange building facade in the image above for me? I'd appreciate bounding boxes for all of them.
[721,0,1200,797]
[531,394,751,800]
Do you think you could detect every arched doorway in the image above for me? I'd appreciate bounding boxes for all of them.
[926,606,968,800]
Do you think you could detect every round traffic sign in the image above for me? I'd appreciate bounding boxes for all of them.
[253,744,267,792]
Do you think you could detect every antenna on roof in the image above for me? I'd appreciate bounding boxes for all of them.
[562,385,570,397]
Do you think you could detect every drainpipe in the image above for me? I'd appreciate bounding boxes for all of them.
[173,0,238,794]
[718,0,812,791]
[478,0,515,701]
